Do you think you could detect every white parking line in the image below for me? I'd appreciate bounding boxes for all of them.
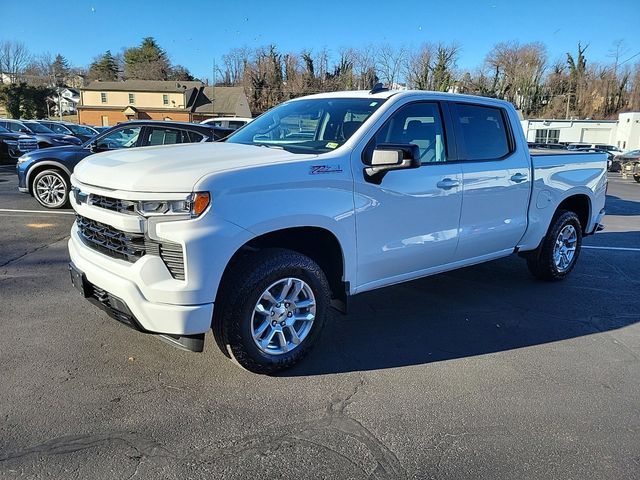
[583,245,640,252]
[0,208,75,215]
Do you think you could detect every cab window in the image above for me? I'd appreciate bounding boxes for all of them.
[373,102,447,164]
[145,127,187,146]
[453,104,511,161]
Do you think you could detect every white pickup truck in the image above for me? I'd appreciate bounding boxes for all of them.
[68,88,607,373]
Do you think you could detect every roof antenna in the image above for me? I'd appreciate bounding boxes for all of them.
[369,82,388,94]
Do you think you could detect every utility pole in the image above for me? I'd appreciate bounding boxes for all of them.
[212,58,216,118]
[58,89,63,121]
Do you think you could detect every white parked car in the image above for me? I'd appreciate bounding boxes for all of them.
[68,89,607,373]
[200,117,252,130]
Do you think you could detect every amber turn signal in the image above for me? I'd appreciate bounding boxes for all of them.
[191,192,210,217]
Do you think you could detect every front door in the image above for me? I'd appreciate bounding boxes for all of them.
[352,101,463,292]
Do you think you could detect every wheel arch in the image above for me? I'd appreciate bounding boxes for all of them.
[26,161,72,194]
[216,226,349,311]
[556,193,591,234]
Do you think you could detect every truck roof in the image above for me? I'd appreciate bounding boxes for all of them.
[296,89,513,107]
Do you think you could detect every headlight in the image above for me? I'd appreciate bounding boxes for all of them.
[17,154,31,164]
[136,192,210,218]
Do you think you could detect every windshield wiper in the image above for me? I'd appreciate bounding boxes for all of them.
[253,143,285,150]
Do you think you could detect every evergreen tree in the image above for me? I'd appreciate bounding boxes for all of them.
[87,50,118,81]
[51,54,70,86]
[123,37,170,80]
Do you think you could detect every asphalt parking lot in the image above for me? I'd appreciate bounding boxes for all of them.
[0,164,638,479]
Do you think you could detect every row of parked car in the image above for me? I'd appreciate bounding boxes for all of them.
[528,141,640,181]
[6,118,238,208]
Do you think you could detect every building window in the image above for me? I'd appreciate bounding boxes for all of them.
[100,92,107,103]
[163,94,169,106]
[535,129,560,143]
[128,93,135,104]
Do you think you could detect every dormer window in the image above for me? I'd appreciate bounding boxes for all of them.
[101,92,107,103]
[129,93,135,104]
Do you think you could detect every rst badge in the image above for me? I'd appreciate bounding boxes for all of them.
[310,165,343,175]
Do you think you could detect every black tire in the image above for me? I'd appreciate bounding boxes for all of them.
[213,248,331,374]
[634,174,640,183]
[526,210,583,281]
[32,169,69,209]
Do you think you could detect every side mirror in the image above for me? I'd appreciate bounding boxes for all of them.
[19,128,30,134]
[364,143,421,184]
[90,142,109,153]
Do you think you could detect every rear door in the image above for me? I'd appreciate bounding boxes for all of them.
[451,102,531,261]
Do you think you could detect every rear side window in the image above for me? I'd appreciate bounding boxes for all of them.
[187,131,205,142]
[145,127,187,146]
[453,104,511,161]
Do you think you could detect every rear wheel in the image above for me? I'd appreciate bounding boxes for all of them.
[633,174,640,183]
[213,248,331,374]
[526,210,583,281]
[32,169,69,209]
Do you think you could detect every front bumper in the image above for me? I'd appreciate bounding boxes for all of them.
[68,233,214,335]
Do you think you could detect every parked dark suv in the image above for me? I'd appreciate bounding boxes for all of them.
[0,124,39,164]
[0,119,82,148]
[16,120,232,208]
[37,120,99,143]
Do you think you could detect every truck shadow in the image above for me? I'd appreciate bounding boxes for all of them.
[284,248,639,377]
[605,194,640,216]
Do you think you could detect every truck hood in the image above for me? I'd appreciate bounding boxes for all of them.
[73,142,317,192]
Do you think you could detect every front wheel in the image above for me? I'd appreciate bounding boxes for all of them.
[213,248,331,374]
[633,174,640,183]
[526,210,583,281]
[32,169,69,209]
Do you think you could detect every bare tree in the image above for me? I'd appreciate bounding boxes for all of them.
[485,41,546,114]
[220,47,250,86]
[406,43,434,90]
[353,45,377,89]
[376,44,407,88]
[0,41,31,83]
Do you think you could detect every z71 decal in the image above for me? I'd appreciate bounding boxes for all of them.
[310,165,343,175]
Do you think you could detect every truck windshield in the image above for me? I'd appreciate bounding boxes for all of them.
[225,98,385,154]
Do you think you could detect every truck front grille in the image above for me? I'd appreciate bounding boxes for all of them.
[76,215,146,261]
[89,194,136,214]
[18,138,38,153]
[76,215,185,279]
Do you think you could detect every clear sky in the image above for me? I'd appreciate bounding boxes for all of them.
[3,0,639,80]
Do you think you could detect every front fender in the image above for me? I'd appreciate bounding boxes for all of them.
[197,158,357,289]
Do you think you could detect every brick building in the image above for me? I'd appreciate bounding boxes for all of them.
[77,80,251,126]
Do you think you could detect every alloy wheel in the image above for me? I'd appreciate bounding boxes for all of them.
[553,224,578,272]
[251,277,316,355]
[35,173,67,208]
